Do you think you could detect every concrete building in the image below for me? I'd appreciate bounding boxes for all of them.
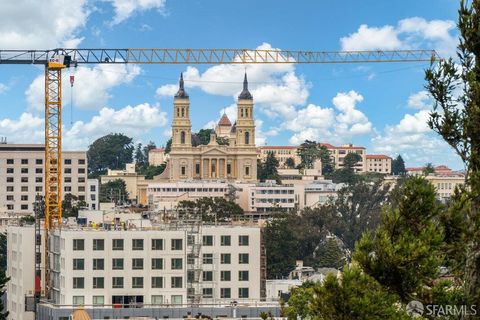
[0,144,87,215]
[236,181,296,213]
[86,179,99,211]
[160,73,257,182]
[323,143,366,173]
[148,148,168,166]
[257,146,300,168]
[147,181,231,211]
[366,154,392,174]
[100,163,146,204]
[303,180,345,208]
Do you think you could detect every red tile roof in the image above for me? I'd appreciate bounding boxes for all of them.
[218,113,232,126]
[258,146,299,149]
[366,154,392,160]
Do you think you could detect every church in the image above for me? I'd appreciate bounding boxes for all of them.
[160,73,258,182]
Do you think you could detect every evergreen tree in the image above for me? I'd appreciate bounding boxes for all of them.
[318,145,334,176]
[164,138,172,154]
[87,133,134,178]
[143,141,156,165]
[391,154,407,175]
[425,0,480,303]
[99,179,129,204]
[134,142,147,166]
[285,157,295,169]
[423,162,435,175]
[316,237,346,269]
[297,140,321,169]
[257,152,280,183]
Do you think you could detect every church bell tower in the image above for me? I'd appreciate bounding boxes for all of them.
[171,73,192,148]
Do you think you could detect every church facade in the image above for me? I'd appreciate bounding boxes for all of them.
[164,73,257,182]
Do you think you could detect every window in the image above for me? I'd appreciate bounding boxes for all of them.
[79,159,85,165]
[93,259,104,270]
[6,159,13,164]
[239,253,249,264]
[151,277,163,288]
[112,258,124,270]
[151,239,163,250]
[239,288,249,298]
[220,271,231,281]
[93,296,104,305]
[21,204,28,210]
[132,277,144,288]
[220,288,231,299]
[72,296,84,306]
[6,177,13,183]
[93,277,104,289]
[78,186,85,192]
[78,168,85,174]
[171,239,183,250]
[112,239,124,250]
[64,186,72,192]
[171,277,183,288]
[92,296,104,305]
[132,239,144,250]
[152,258,163,270]
[132,258,144,270]
[6,186,13,192]
[6,204,13,210]
[112,277,124,288]
[239,271,249,281]
[202,271,213,282]
[35,177,42,183]
[73,259,84,270]
[171,295,183,305]
[202,235,213,246]
[6,168,13,174]
[21,195,28,201]
[245,131,250,145]
[203,253,213,264]
[21,159,28,165]
[180,131,186,144]
[245,166,250,176]
[202,288,213,298]
[64,168,72,174]
[227,163,231,175]
[220,235,231,246]
[221,253,231,264]
[239,235,249,246]
[6,195,13,201]
[171,258,183,270]
[181,166,186,175]
[151,295,164,305]
[73,277,84,289]
[78,177,85,183]
[64,177,72,183]
[21,177,28,183]
[64,159,72,165]
[93,239,104,250]
[73,239,84,251]
[36,159,42,165]
[21,186,28,192]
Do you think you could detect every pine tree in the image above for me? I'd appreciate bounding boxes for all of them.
[391,155,407,175]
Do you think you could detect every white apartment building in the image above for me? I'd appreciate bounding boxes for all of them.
[147,181,231,210]
[0,144,88,215]
[86,179,99,210]
[236,182,296,213]
[366,155,392,174]
[303,180,345,207]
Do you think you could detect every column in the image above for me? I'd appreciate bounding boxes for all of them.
[208,158,211,178]
[200,158,203,178]
[224,159,227,178]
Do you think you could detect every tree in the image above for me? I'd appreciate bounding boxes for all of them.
[285,157,295,169]
[329,153,362,184]
[424,0,480,303]
[164,138,172,154]
[318,145,334,176]
[134,142,147,167]
[316,237,347,269]
[297,140,320,169]
[62,193,87,218]
[423,162,435,175]
[177,197,243,222]
[87,133,134,178]
[99,179,129,204]
[138,163,166,179]
[143,141,157,165]
[392,155,407,175]
[343,152,362,170]
[257,152,280,182]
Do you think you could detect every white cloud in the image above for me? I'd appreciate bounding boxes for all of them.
[341,17,457,57]
[156,84,178,98]
[26,64,142,111]
[106,0,167,25]
[0,0,89,49]
[407,90,431,109]
[0,83,8,94]
[0,104,167,150]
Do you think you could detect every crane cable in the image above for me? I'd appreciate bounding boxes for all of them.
[69,70,75,126]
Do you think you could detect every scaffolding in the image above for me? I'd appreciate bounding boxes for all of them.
[184,212,203,304]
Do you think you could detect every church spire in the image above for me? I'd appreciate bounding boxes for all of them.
[175,72,189,98]
[238,72,253,100]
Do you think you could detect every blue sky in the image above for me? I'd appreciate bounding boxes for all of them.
[0,0,465,169]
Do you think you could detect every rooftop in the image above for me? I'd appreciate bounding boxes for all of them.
[366,154,392,159]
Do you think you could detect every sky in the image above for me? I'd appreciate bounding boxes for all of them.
[0,0,465,169]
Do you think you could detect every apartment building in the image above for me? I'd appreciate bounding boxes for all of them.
[0,144,87,215]
[323,143,366,173]
[236,181,296,213]
[366,155,392,174]
[257,146,301,168]
[86,179,99,210]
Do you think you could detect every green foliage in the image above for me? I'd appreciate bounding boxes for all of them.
[297,140,320,169]
[285,157,295,169]
[257,152,280,183]
[316,237,347,269]
[99,179,129,204]
[343,152,362,169]
[216,136,229,145]
[423,162,435,175]
[392,155,407,175]
[354,177,444,302]
[62,193,87,218]
[134,142,147,166]
[425,0,480,302]
[287,265,412,320]
[19,215,35,224]
[195,129,214,146]
[87,133,134,178]
[164,138,172,154]
[177,197,243,222]
[329,153,362,184]
[138,163,166,179]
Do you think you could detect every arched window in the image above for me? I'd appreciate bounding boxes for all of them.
[181,108,185,117]
[244,131,250,145]
[180,131,186,144]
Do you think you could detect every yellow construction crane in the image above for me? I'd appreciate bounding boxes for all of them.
[0,47,439,299]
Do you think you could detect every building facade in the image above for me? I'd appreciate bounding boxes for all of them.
[148,148,168,166]
[0,144,87,215]
[257,146,301,168]
[366,154,392,174]
[162,74,257,182]
[100,163,146,204]
[86,179,99,210]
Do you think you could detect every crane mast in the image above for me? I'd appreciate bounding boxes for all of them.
[0,47,439,300]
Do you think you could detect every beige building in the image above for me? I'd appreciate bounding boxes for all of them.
[366,154,392,174]
[100,163,146,204]
[257,146,300,168]
[323,143,366,173]
[0,144,88,215]
[148,148,168,166]
[160,73,257,182]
